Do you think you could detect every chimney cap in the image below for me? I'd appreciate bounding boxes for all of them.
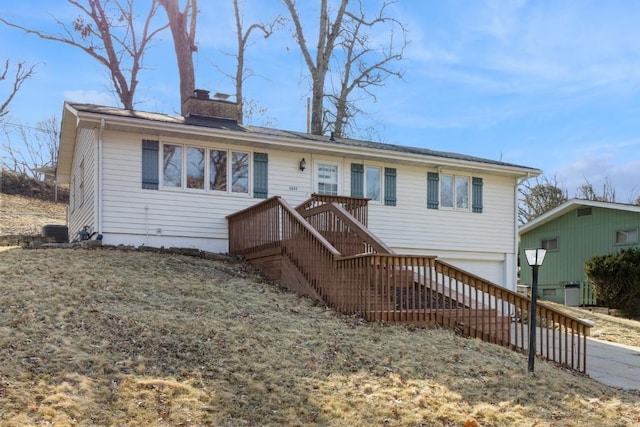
[194,89,210,100]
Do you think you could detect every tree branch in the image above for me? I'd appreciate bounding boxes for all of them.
[0,60,37,117]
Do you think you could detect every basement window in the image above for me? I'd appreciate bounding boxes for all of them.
[541,237,558,251]
[616,229,638,245]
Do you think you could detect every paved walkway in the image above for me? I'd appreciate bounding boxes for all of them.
[511,323,640,390]
[586,338,640,390]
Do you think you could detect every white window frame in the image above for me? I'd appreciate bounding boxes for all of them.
[616,229,638,245]
[160,141,251,196]
[230,151,250,194]
[440,174,470,211]
[209,148,228,192]
[315,161,340,195]
[185,146,206,191]
[162,143,183,189]
[365,165,382,202]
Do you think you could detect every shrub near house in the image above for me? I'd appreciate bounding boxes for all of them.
[586,247,640,318]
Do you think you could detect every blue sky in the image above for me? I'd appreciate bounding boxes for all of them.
[1,0,639,202]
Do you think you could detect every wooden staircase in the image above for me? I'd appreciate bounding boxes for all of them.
[227,194,592,372]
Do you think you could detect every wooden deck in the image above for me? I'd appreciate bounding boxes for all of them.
[227,194,592,373]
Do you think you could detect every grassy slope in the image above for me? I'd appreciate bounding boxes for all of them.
[0,193,67,235]
[1,247,639,426]
[541,301,640,348]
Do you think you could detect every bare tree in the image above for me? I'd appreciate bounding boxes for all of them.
[1,0,167,110]
[326,1,406,138]
[576,177,616,202]
[231,0,283,124]
[518,175,568,224]
[284,0,349,135]
[157,0,197,113]
[1,116,60,179]
[284,0,406,137]
[0,60,37,118]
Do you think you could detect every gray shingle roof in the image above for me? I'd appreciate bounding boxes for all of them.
[68,102,539,171]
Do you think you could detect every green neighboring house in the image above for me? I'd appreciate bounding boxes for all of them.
[518,199,640,306]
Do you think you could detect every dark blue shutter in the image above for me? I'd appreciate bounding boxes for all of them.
[351,163,364,197]
[427,172,439,209]
[472,177,483,213]
[142,139,159,190]
[253,152,268,199]
[384,167,396,206]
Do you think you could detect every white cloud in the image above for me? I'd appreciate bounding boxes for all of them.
[552,146,640,203]
[406,1,640,98]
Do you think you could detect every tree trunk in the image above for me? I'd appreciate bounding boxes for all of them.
[158,0,197,114]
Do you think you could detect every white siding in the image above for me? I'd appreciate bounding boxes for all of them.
[68,128,97,240]
[364,165,517,286]
[97,130,519,286]
[366,166,516,253]
[100,132,317,251]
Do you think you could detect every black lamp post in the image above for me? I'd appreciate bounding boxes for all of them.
[525,248,546,373]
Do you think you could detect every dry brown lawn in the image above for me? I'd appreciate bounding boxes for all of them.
[1,247,639,426]
[540,301,640,348]
[0,193,67,235]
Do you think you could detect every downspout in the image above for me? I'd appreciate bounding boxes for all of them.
[512,172,532,288]
[96,118,105,235]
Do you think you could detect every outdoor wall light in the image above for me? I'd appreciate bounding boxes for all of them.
[524,248,547,373]
[299,158,306,171]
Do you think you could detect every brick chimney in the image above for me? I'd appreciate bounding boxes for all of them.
[182,89,238,121]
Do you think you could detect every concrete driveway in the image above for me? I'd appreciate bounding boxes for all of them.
[511,323,640,390]
[586,338,640,390]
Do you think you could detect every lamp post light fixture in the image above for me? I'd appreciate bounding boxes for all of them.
[524,248,547,373]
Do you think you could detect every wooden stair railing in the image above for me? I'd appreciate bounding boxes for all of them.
[299,202,394,256]
[227,196,341,303]
[296,193,370,227]
[228,197,592,373]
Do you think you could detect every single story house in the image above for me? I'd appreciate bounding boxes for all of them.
[57,90,541,290]
[519,199,640,305]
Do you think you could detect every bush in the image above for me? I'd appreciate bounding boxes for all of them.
[586,247,640,319]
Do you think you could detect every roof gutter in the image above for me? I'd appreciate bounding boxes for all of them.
[72,109,542,178]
